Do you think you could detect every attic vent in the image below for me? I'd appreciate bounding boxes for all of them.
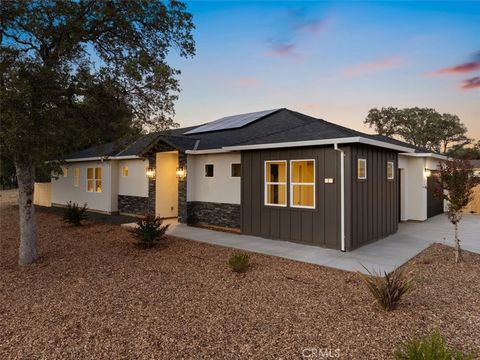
[183,109,281,135]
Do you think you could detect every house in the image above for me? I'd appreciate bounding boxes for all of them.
[50,108,446,251]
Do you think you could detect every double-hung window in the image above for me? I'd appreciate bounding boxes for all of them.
[265,161,287,206]
[357,158,367,180]
[290,160,315,209]
[73,168,80,187]
[387,161,394,180]
[87,167,102,193]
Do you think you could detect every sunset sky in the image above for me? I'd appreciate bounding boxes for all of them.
[170,1,479,140]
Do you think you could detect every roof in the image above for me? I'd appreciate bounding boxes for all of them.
[64,108,436,161]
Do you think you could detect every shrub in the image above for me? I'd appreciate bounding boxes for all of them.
[357,265,413,311]
[394,330,474,360]
[228,252,250,273]
[63,201,88,226]
[129,214,169,248]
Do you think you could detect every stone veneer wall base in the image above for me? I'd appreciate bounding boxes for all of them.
[187,201,240,229]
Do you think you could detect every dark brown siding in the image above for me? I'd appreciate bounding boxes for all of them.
[348,144,399,250]
[241,146,341,249]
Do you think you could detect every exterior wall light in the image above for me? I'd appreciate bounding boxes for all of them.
[425,168,432,177]
[176,167,186,180]
[146,167,156,179]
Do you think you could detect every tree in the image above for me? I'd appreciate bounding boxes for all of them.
[364,107,470,153]
[446,140,480,160]
[0,0,195,265]
[429,158,479,263]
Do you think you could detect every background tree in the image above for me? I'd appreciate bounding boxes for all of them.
[429,158,479,263]
[446,140,480,160]
[0,0,195,265]
[365,107,470,153]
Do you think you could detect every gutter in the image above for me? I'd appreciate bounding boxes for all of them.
[334,144,346,252]
[399,152,448,160]
[63,155,141,162]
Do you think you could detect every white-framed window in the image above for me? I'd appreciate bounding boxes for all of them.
[62,166,68,177]
[290,159,315,209]
[264,160,287,207]
[387,161,394,180]
[357,158,367,180]
[122,166,129,177]
[205,164,214,177]
[87,167,102,193]
[73,168,80,187]
[231,163,241,177]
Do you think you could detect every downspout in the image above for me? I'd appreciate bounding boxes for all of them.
[334,144,346,252]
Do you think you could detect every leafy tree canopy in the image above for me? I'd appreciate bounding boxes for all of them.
[364,107,470,154]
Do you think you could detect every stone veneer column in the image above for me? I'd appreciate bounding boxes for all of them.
[147,154,156,216]
[178,151,188,223]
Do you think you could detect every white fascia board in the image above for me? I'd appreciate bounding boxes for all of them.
[221,137,415,153]
[185,148,234,154]
[64,155,141,162]
[399,152,447,160]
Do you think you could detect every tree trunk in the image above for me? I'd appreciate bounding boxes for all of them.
[454,221,462,263]
[15,162,38,266]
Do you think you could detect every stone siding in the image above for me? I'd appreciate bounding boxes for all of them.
[118,195,149,215]
[187,201,240,229]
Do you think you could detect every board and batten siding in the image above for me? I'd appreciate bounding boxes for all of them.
[241,146,341,249]
[348,144,399,250]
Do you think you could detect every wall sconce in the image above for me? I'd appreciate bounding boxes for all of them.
[425,168,432,177]
[176,166,186,180]
[146,167,156,179]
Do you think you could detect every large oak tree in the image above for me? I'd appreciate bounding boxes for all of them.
[0,0,195,265]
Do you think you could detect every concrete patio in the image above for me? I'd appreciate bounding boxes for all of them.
[162,214,479,274]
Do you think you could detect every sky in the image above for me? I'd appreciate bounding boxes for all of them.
[168,1,480,140]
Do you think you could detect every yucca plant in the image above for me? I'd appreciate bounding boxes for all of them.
[63,201,88,226]
[129,214,169,248]
[394,330,474,360]
[357,265,414,311]
[228,252,250,273]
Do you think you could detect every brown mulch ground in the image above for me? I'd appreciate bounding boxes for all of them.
[1,195,479,359]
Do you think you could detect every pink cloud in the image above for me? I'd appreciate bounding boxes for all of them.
[265,43,296,57]
[235,77,261,87]
[343,57,406,77]
[461,76,480,90]
[296,18,330,35]
[433,61,480,75]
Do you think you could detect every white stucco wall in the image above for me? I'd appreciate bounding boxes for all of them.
[398,155,441,221]
[118,159,149,197]
[51,160,116,213]
[187,152,241,204]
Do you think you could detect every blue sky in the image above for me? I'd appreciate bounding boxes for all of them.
[169,1,480,139]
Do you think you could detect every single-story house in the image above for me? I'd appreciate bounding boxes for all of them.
[50,108,446,251]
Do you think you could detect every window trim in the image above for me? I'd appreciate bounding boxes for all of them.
[290,159,316,209]
[387,161,395,180]
[73,168,80,187]
[357,158,367,180]
[204,164,214,178]
[86,167,102,193]
[230,163,241,178]
[264,160,287,207]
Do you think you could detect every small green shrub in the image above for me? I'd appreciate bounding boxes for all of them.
[228,252,250,273]
[63,201,88,226]
[394,330,474,360]
[357,265,413,311]
[129,214,169,248]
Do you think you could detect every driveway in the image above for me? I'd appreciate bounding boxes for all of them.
[167,214,479,274]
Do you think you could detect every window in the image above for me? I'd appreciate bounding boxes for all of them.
[231,163,241,177]
[87,167,102,193]
[62,167,68,177]
[205,164,214,177]
[357,158,367,180]
[73,168,80,187]
[290,160,315,209]
[265,161,287,206]
[122,166,129,177]
[387,161,394,180]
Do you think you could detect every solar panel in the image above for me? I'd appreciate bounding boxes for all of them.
[183,108,281,135]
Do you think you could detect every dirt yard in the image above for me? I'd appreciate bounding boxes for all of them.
[1,192,479,359]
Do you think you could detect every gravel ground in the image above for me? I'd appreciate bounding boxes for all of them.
[1,195,479,359]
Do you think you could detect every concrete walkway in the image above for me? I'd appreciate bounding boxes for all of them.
[166,214,479,274]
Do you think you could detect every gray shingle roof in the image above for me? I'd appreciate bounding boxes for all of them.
[64,108,433,160]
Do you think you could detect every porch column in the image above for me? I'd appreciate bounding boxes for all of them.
[147,154,156,216]
[178,151,187,223]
